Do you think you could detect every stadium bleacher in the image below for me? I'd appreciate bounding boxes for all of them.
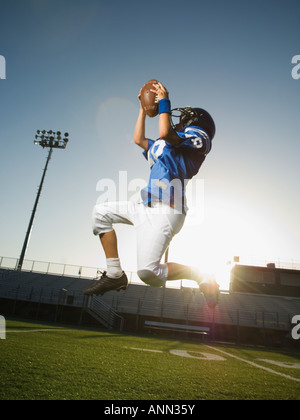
[1,263,299,347]
[231,263,300,297]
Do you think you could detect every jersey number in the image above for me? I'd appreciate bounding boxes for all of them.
[186,136,203,149]
[149,140,166,168]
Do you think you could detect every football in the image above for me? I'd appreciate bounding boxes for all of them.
[140,79,159,118]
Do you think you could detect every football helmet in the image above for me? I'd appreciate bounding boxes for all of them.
[171,107,216,140]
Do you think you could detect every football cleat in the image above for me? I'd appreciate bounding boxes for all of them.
[199,278,220,309]
[83,271,128,296]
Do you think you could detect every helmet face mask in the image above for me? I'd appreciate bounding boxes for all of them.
[171,107,216,140]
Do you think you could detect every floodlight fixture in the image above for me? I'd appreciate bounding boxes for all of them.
[34,129,69,149]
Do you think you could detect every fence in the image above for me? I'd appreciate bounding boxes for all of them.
[0,256,102,279]
[0,256,183,288]
[0,256,145,286]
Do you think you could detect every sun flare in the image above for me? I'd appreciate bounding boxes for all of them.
[171,189,289,291]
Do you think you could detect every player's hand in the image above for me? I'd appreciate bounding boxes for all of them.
[138,88,146,114]
[138,87,143,102]
[151,82,169,101]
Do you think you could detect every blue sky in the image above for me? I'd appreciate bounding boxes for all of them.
[0,0,300,288]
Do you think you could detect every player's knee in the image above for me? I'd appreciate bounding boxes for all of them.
[92,203,113,236]
[137,268,165,288]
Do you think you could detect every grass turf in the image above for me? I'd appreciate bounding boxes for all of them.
[0,319,299,400]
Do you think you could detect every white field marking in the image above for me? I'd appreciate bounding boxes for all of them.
[127,347,163,353]
[5,328,75,333]
[204,345,300,383]
[255,359,300,370]
[127,347,226,361]
[169,349,226,361]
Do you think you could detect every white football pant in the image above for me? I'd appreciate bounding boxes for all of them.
[92,201,186,287]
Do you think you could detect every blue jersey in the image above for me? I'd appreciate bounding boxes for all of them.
[141,126,212,212]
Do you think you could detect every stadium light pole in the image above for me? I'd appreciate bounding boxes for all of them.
[17,130,69,271]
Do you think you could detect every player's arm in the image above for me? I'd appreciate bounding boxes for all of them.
[158,113,182,145]
[133,89,149,151]
[151,82,183,146]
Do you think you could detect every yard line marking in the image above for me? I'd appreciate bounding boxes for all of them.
[255,359,300,369]
[5,328,75,333]
[127,347,163,353]
[204,345,300,383]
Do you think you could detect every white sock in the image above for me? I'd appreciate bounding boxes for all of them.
[106,258,123,278]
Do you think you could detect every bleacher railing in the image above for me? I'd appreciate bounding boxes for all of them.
[1,255,300,290]
[0,256,103,278]
[0,256,182,288]
[233,255,300,271]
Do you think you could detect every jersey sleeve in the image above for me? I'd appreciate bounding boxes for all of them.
[176,126,212,155]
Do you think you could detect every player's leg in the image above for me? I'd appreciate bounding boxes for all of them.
[136,203,186,287]
[99,230,124,279]
[84,201,135,296]
[93,201,133,278]
[166,262,202,282]
[167,261,220,308]
[99,230,118,259]
[136,203,220,307]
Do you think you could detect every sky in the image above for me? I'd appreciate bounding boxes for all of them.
[0,0,300,290]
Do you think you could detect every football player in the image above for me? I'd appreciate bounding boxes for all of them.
[84,82,219,308]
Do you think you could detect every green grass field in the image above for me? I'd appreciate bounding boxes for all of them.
[0,319,300,400]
